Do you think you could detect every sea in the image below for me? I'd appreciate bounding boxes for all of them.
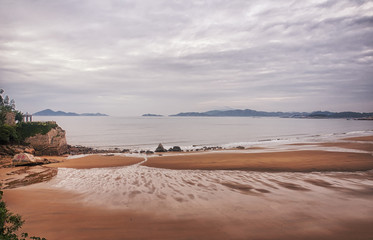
[33,116,373,151]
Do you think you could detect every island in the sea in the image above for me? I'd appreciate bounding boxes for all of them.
[34,109,108,116]
[142,113,164,117]
[169,109,373,119]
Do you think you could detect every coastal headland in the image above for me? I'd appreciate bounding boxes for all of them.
[1,135,373,240]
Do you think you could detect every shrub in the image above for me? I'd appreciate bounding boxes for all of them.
[0,125,19,145]
[16,122,58,141]
[0,122,58,145]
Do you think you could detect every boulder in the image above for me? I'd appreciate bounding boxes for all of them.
[12,153,41,166]
[155,143,167,152]
[25,125,68,156]
[168,146,182,152]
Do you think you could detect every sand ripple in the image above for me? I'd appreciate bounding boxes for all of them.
[48,163,373,222]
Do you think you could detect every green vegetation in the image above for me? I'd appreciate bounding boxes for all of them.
[0,89,21,126]
[0,125,19,145]
[0,191,46,240]
[16,122,57,141]
[0,89,20,144]
[0,89,57,145]
[0,122,58,145]
[0,90,47,239]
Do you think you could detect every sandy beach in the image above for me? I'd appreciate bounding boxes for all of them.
[47,154,144,169]
[4,184,373,240]
[2,135,373,240]
[143,150,373,171]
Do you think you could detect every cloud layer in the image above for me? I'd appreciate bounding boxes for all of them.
[1,0,372,115]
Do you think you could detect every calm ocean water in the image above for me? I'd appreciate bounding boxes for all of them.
[34,116,373,150]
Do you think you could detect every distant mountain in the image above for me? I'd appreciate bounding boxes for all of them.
[170,109,373,119]
[308,111,373,119]
[170,109,306,117]
[34,109,108,116]
[80,113,108,116]
[142,113,164,117]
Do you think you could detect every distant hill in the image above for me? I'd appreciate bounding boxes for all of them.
[170,109,373,119]
[306,111,373,119]
[170,109,306,117]
[142,113,164,117]
[34,109,108,116]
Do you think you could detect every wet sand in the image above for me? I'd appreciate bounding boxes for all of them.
[288,135,373,152]
[342,135,373,141]
[3,188,228,240]
[47,155,144,169]
[144,150,373,171]
[318,142,373,152]
[4,168,373,240]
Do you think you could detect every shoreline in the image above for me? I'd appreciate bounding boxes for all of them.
[1,134,372,189]
[44,134,373,171]
[1,134,373,240]
[63,130,373,154]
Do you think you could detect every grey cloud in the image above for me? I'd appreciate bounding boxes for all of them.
[0,0,372,115]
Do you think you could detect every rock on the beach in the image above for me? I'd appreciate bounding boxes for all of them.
[12,153,40,166]
[0,145,36,157]
[168,146,182,152]
[25,125,68,156]
[155,143,167,152]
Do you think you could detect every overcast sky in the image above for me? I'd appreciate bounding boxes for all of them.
[1,0,372,116]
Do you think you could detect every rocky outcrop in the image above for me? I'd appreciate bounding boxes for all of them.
[1,165,58,189]
[155,143,167,152]
[25,125,68,156]
[0,145,35,157]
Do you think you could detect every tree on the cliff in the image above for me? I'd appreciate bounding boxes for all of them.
[1,89,19,125]
[0,89,24,144]
[0,191,46,240]
[0,89,16,111]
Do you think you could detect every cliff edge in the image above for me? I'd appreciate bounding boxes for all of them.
[24,123,68,156]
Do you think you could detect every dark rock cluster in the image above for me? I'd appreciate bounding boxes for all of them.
[168,146,182,152]
[155,144,183,153]
[155,143,167,152]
